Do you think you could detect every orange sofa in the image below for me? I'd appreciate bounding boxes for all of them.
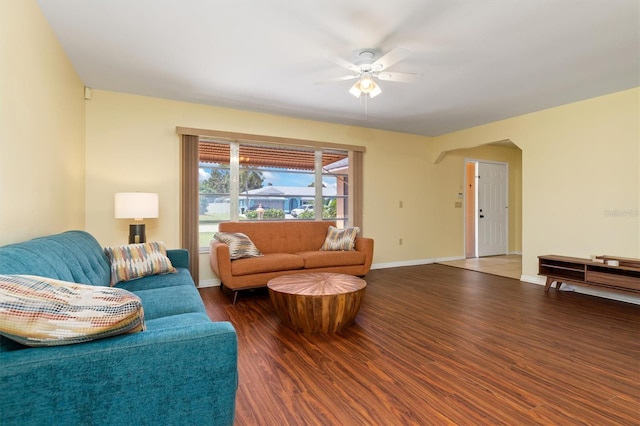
[209,221,374,303]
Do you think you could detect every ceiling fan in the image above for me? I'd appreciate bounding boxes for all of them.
[323,47,421,99]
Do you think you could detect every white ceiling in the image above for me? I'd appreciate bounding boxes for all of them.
[37,0,639,137]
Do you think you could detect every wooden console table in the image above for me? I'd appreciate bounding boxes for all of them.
[538,255,640,293]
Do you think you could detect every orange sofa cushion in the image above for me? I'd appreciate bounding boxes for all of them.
[296,250,365,269]
[230,253,304,276]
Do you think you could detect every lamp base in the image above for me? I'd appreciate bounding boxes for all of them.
[128,224,146,244]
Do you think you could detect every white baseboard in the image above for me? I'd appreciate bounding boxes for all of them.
[434,256,467,262]
[520,274,546,285]
[564,285,640,305]
[198,278,221,288]
[371,256,464,270]
[521,274,639,305]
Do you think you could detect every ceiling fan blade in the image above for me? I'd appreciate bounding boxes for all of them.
[376,71,422,83]
[315,74,360,84]
[327,55,361,73]
[372,47,410,71]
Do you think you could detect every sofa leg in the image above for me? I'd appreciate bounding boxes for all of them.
[219,284,239,305]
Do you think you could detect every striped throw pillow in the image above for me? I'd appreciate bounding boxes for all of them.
[104,241,177,286]
[214,232,263,260]
[320,226,360,251]
[0,274,145,347]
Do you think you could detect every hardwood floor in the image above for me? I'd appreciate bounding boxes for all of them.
[198,265,640,425]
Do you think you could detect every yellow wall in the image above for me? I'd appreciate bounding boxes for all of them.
[85,90,441,282]
[0,0,85,246]
[84,90,529,283]
[432,88,640,280]
[79,87,640,287]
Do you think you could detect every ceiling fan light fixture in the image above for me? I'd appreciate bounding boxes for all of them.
[349,72,382,98]
[325,47,414,101]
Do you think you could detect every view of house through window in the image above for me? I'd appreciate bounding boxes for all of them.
[198,140,350,248]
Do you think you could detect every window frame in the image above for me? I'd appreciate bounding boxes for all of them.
[179,127,365,263]
[198,141,350,243]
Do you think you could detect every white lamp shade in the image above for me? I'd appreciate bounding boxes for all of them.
[349,75,382,99]
[115,192,159,220]
[349,83,362,98]
[369,83,382,98]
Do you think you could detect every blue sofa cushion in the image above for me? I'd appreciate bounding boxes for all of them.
[130,283,206,320]
[0,231,111,286]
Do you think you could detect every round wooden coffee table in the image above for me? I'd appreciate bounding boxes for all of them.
[267,272,366,333]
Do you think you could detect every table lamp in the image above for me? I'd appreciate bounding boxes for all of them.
[114,192,159,243]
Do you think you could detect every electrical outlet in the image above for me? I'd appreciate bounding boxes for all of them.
[399,200,403,208]
[399,238,403,245]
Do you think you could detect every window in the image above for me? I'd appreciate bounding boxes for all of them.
[198,141,351,248]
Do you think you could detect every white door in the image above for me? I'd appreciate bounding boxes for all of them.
[477,162,508,257]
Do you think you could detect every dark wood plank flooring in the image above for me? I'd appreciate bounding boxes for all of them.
[198,264,640,425]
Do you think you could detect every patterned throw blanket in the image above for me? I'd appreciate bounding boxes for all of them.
[0,274,144,347]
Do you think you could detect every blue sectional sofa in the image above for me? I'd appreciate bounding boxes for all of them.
[0,230,238,426]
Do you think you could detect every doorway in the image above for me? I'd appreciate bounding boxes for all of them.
[465,160,508,258]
